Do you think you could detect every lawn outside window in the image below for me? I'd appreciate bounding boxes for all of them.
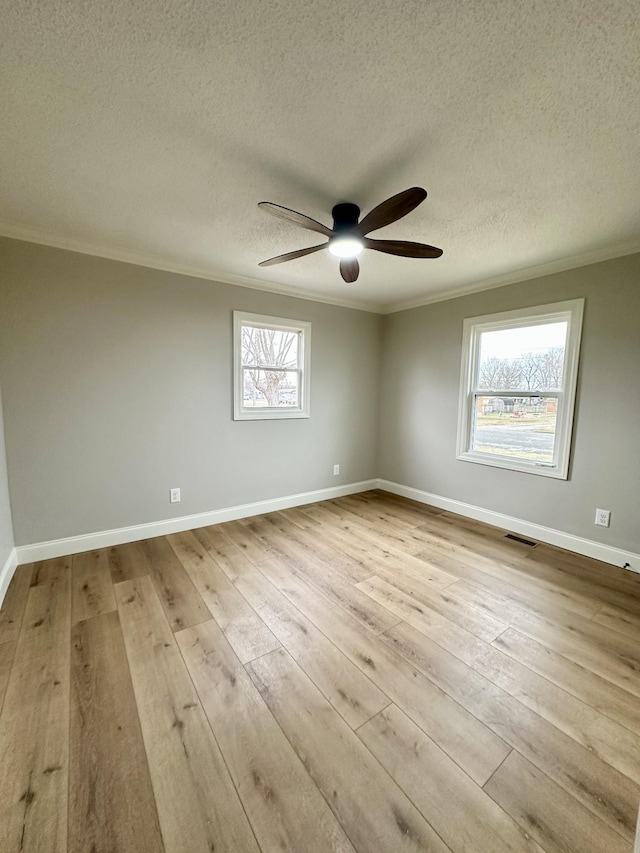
[456,299,584,479]
[233,311,311,420]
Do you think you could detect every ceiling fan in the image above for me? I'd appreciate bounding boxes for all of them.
[258,187,443,283]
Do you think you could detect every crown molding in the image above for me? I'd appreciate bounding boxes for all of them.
[0,220,384,315]
[3,219,639,317]
[382,238,640,314]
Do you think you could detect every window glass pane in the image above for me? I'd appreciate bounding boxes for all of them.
[242,325,299,369]
[242,368,299,408]
[472,395,558,463]
[478,322,567,391]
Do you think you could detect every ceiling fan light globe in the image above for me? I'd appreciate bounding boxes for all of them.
[328,237,364,259]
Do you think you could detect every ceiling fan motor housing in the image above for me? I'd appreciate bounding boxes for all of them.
[331,202,360,232]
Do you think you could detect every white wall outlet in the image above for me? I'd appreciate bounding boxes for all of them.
[595,508,610,527]
[170,488,181,504]
[333,464,340,476]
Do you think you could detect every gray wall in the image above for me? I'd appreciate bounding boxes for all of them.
[0,387,15,567]
[0,238,381,545]
[379,253,640,554]
[2,235,639,555]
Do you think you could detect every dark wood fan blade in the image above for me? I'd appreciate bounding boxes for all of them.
[258,202,333,237]
[364,238,443,258]
[339,258,359,282]
[356,187,427,236]
[258,243,327,267]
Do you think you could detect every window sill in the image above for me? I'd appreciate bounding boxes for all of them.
[234,409,310,421]
[456,451,568,479]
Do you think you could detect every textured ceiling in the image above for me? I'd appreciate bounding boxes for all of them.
[1,1,639,312]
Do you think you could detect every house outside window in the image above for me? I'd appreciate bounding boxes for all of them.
[233,311,311,420]
[456,299,584,478]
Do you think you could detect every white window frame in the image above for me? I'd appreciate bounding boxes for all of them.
[233,311,311,421]
[456,299,584,479]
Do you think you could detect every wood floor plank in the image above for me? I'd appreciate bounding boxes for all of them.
[322,493,414,528]
[340,504,501,571]
[333,498,474,566]
[317,500,436,557]
[247,519,400,635]
[0,558,71,853]
[381,621,640,842]
[69,610,164,853]
[519,550,640,619]
[140,536,210,632]
[413,542,604,620]
[219,518,277,563]
[335,493,426,530]
[448,579,640,698]
[593,603,640,641]
[449,576,638,652]
[359,704,544,853]
[1,491,637,850]
[244,510,367,583]
[295,506,458,590]
[108,540,153,584]
[494,628,640,735]
[234,564,390,728]
[528,543,640,596]
[357,572,507,642]
[0,640,14,712]
[248,647,452,853]
[257,556,511,786]
[367,491,444,527]
[115,575,260,853]
[245,512,377,590]
[278,505,323,529]
[520,555,640,618]
[445,566,605,624]
[272,510,374,583]
[176,619,357,852]
[484,749,631,853]
[71,548,116,624]
[0,563,33,645]
[418,513,535,561]
[192,524,256,581]
[471,637,640,787]
[423,520,640,619]
[370,589,640,786]
[167,530,280,663]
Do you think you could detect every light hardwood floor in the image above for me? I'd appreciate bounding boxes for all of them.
[1,490,639,852]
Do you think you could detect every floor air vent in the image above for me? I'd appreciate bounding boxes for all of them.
[504,533,538,547]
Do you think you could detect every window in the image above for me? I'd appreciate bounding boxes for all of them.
[456,299,584,478]
[233,311,311,420]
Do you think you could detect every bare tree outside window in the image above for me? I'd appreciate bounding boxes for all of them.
[242,326,300,407]
[539,347,564,389]
[478,356,504,389]
[477,347,565,391]
[234,312,311,421]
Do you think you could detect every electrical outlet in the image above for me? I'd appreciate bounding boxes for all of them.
[595,508,610,527]
[333,464,340,476]
[170,488,181,504]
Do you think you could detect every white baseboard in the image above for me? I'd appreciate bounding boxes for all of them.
[0,547,19,609]
[15,479,378,565]
[378,479,640,574]
[11,476,639,576]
